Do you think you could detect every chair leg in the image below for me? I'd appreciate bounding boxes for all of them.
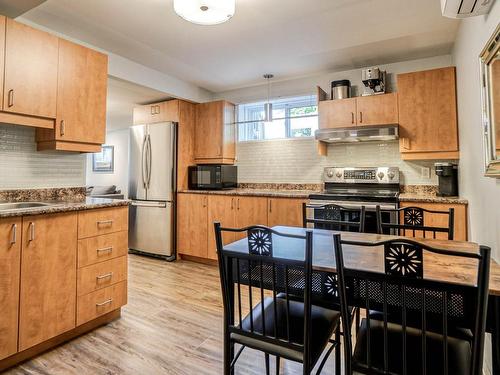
[355,308,360,334]
[265,353,270,375]
[223,332,232,375]
[275,356,280,375]
[335,328,341,375]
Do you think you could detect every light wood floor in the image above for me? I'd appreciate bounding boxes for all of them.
[5,255,340,375]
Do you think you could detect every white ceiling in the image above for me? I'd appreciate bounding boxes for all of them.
[106,77,171,131]
[22,0,460,93]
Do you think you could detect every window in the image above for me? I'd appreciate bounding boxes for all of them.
[237,95,318,142]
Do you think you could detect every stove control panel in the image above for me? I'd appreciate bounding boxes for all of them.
[323,167,400,184]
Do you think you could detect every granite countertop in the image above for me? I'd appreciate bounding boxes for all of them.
[398,193,468,205]
[179,188,319,199]
[0,197,129,218]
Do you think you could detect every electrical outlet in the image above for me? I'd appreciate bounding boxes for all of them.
[421,166,430,179]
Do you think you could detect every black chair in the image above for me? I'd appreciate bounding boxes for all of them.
[333,234,490,375]
[214,223,341,375]
[376,205,455,240]
[303,203,366,233]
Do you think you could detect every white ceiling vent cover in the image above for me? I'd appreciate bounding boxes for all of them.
[441,0,495,18]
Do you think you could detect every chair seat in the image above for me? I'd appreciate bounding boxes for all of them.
[231,297,341,366]
[353,318,472,375]
[368,310,473,342]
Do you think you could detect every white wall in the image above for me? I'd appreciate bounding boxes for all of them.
[451,4,500,373]
[86,129,129,197]
[0,124,85,189]
[225,55,454,185]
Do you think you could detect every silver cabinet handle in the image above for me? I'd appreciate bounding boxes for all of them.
[237,199,240,210]
[60,120,65,136]
[230,198,234,210]
[96,272,113,280]
[269,200,272,213]
[97,246,113,254]
[156,105,161,114]
[7,89,13,107]
[359,112,363,123]
[96,299,113,307]
[10,224,17,245]
[97,220,113,226]
[351,112,355,124]
[28,222,35,242]
[150,105,155,115]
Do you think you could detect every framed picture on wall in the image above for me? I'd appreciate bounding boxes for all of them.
[92,145,114,173]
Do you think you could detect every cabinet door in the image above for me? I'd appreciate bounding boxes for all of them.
[133,100,179,125]
[195,101,224,160]
[0,218,21,360]
[398,67,458,154]
[399,202,467,241]
[268,198,307,228]
[319,98,357,129]
[4,18,58,118]
[19,213,77,351]
[207,195,236,260]
[356,93,398,126]
[55,39,108,144]
[177,194,208,258]
[234,196,269,240]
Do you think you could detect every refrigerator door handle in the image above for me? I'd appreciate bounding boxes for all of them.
[141,135,148,189]
[130,200,167,208]
[147,134,152,189]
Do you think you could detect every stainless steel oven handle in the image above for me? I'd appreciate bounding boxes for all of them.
[307,199,397,210]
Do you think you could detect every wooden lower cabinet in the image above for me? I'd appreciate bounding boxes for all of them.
[234,196,269,240]
[77,256,128,296]
[177,193,208,258]
[399,202,467,241]
[78,206,128,239]
[268,198,307,227]
[77,281,127,326]
[19,212,78,351]
[177,194,305,260]
[0,218,21,360]
[77,230,128,268]
[207,195,236,260]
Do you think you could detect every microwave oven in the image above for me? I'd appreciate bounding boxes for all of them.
[188,165,237,190]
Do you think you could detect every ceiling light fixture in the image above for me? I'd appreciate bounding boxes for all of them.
[263,74,274,123]
[173,0,235,26]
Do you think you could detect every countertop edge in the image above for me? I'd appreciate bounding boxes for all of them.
[179,190,469,204]
[0,199,129,219]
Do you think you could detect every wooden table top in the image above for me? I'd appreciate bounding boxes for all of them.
[224,226,500,297]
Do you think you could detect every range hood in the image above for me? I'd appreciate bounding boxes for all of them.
[315,124,399,143]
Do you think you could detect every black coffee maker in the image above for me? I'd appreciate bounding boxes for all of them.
[434,163,458,197]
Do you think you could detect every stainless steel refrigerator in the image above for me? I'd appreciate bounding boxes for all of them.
[129,122,176,261]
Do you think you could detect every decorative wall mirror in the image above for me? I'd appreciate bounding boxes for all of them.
[480,24,500,177]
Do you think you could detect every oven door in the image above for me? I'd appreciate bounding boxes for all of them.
[306,199,398,234]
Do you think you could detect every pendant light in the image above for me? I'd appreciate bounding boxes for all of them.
[263,74,274,123]
[173,0,235,26]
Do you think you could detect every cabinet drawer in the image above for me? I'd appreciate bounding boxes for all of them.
[77,281,127,326]
[78,256,127,296]
[78,231,128,268]
[78,207,128,239]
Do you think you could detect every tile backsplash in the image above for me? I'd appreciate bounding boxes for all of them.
[0,124,86,189]
[236,138,439,185]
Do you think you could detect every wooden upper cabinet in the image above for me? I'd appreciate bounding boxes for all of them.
[356,93,398,126]
[177,193,208,258]
[19,212,77,351]
[398,67,459,160]
[195,100,236,164]
[133,100,180,125]
[0,217,21,361]
[319,98,357,129]
[55,39,108,145]
[4,18,58,119]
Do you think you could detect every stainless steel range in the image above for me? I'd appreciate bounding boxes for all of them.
[308,167,400,233]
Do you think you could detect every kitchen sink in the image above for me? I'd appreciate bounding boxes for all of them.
[0,202,56,211]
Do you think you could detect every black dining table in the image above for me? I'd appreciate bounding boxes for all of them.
[223,226,500,374]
